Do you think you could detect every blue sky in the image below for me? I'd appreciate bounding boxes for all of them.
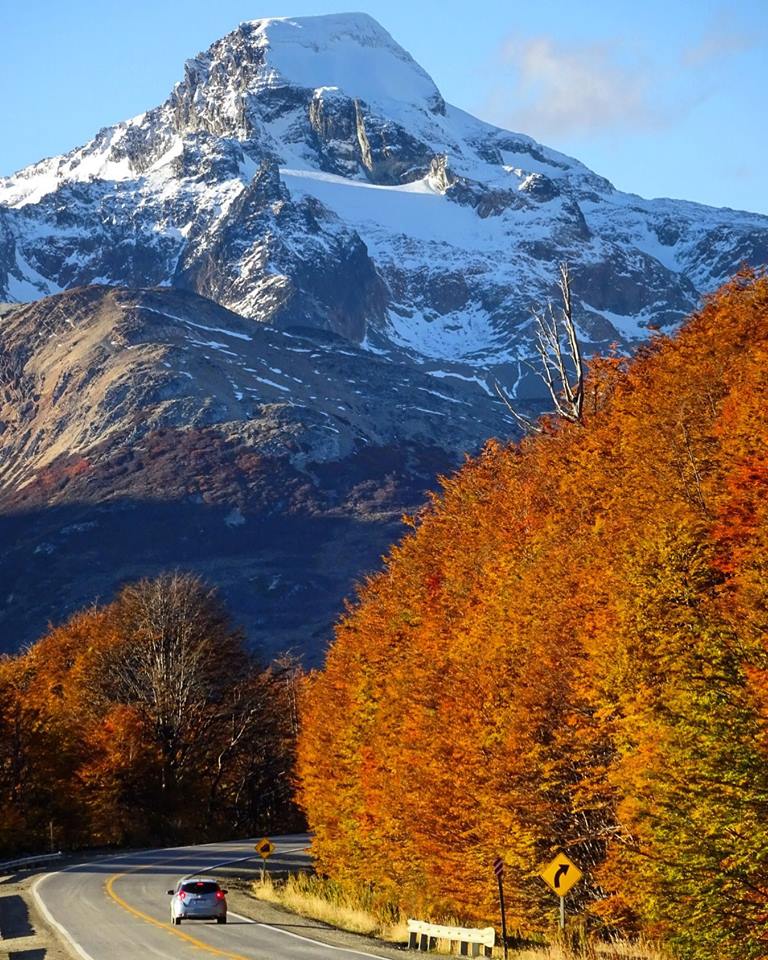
[3,0,766,213]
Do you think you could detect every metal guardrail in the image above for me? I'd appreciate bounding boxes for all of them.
[408,918,495,956]
[0,851,62,871]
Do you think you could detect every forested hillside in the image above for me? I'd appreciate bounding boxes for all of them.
[298,271,768,960]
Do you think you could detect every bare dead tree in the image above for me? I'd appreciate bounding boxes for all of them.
[100,571,244,798]
[496,262,585,433]
[92,572,305,838]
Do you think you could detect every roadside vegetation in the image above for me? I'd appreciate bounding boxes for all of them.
[0,572,303,854]
[252,871,409,941]
[251,872,670,958]
[298,270,768,960]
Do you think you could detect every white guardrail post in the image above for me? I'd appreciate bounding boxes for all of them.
[407,918,495,957]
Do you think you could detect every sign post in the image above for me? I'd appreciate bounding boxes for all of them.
[493,856,508,960]
[538,852,583,931]
[255,837,275,882]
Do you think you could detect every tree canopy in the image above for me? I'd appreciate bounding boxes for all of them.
[297,271,768,960]
[0,572,302,853]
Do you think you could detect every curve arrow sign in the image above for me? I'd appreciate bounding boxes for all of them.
[539,852,583,897]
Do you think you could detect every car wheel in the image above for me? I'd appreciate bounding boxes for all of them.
[217,916,227,924]
[174,917,181,925]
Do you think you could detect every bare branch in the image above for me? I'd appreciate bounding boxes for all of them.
[493,380,542,434]
[495,261,585,433]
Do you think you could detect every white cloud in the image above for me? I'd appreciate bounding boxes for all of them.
[489,36,663,139]
[681,15,756,66]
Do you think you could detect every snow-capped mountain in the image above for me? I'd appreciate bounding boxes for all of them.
[1,13,767,656]
[3,13,766,399]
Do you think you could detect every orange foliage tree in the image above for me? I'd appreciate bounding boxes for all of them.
[0,573,303,854]
[298,271,768,959]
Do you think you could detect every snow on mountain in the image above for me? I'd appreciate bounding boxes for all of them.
[233,13,444,115]
[0,284,513,494]
[0,284,512,656]
[3,12,767,401]
[1,10,767,448]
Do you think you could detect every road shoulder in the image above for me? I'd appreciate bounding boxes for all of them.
[212,864,408,959]
[0,866,73,960]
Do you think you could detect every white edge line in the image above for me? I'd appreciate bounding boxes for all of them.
[225,846,394,959]
[28,845,271,960]
[182,854,260,880]
[250,920,395,960]
[32,873,97,960]
[184,844,309,881]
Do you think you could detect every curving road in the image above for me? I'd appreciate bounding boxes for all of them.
[33,836,388,960]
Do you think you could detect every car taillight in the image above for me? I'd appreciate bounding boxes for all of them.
[178,891,186,900]
[215,891,225,900]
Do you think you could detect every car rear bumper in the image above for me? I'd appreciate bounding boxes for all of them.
[175,908,226,919]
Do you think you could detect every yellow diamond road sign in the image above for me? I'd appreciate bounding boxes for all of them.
[255,837,275,859]
[539,852,583,897]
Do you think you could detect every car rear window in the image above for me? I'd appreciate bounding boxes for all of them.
[181,881,219,894]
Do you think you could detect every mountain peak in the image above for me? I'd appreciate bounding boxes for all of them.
[1,10,767,361]
[2,12,768,659]
[180,12,445,118]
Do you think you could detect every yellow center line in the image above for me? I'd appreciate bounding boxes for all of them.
[106,868,252,960]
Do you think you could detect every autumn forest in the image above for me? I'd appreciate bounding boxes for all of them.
[2,272,767,960]
[298,271,768,960]
[0,572,303,854]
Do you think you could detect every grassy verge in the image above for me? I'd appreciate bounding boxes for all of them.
[250,872,669,960]
[251,871,409,942]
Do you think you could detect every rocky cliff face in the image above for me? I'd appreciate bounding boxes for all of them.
[1,13,766,655]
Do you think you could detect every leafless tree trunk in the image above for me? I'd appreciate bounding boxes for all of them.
[100,571,243,799]
[496,262,585,432]
[205,672,269,821]
[219,654,304,833]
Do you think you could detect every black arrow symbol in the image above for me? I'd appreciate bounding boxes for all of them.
[554,864,570,889]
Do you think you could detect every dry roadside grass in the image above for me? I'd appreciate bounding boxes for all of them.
[250,873,670,960]
[252,872,409,942]
[497,941,670,960]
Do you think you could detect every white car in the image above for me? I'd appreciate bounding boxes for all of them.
[168,878,227,924]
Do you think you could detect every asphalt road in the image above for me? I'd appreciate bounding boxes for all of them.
[32,836,390,960]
